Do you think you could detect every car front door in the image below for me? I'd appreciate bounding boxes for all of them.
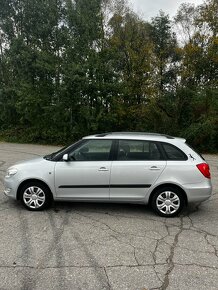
[54,139,113,200]
[110,139,167,201]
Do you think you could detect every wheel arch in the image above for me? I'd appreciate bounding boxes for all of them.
[148,183,188,206]
[17,179,53,201]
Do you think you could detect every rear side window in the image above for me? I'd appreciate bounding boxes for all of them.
[117,140,162,161]
[162,143,187,161]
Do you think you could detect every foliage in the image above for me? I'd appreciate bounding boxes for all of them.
[0,0,217,152]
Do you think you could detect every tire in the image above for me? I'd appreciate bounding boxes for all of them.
[151,186,185,217]
[20,181,52,211]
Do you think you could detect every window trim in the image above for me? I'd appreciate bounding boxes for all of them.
[160,142,188,161]
[114,139,165,161]
[54,139,188,162]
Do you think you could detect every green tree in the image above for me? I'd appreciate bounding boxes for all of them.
[179,0,218,151]
[108,9,155,130]
[0,0,217,152]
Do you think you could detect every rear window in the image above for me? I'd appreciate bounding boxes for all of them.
[162,143,187,161]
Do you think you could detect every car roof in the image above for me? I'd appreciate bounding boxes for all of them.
[83,132,186,143]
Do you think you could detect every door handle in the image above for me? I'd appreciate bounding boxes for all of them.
[98,167,109,171]
[149,166,161,170]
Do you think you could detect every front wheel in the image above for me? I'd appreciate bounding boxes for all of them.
[151,187,185,217]
[20,181,52,211]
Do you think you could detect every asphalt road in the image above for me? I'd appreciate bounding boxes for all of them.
[0,142,218,290]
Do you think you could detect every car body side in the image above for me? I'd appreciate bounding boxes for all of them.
[4,136,212,205]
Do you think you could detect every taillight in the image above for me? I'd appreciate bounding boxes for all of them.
[196,163,211,179]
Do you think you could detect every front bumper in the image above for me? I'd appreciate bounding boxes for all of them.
[3,177,17,200]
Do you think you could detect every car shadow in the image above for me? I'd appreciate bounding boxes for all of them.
[8,199,204,218]
[52,201,153,216]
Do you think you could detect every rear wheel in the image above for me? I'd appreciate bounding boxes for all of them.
[20,181,52,211]
[151,186,185,217]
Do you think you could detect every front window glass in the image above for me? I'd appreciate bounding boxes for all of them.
[117,140,162,160]
[44,140,83,161]
[69,139,112,161]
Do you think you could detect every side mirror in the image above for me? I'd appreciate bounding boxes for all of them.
[63,154,69,161]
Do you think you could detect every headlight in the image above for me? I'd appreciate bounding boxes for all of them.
[6,168,18,178]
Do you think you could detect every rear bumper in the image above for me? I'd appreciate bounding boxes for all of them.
[183,182,212,203]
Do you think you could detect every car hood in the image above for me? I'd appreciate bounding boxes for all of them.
[9,157,54,170]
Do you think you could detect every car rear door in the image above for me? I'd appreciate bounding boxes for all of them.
[109,139,166,201]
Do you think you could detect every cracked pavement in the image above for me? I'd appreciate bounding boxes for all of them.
[0,142,217,290]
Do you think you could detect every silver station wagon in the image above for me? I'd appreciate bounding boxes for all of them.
[4,132,212,217]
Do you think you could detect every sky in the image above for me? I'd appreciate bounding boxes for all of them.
[129,0,204,20]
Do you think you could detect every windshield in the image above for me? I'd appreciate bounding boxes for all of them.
[44,146,68,161]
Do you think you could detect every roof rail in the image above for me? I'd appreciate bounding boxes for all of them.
[95,133,110,137]
[95,132,175,139]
